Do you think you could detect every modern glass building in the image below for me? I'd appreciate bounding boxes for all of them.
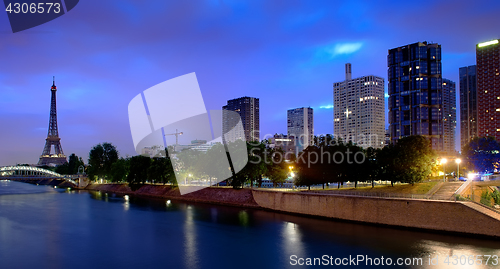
[388,41,447,153]
[476,39,500,140]
[333,63,385,148]
[442,78,456,153]
[222,96,260,142]
[459,65,477,150]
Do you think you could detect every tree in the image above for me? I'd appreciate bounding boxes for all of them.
[87,142,119,181]
[148,157,176,184]
[238,141,269,188]
[127,155,151,184]
[110,158,129,182]
[391,136,435,185]
[265,148,288,187]
[56,153,84,175]
[462,137,500,173]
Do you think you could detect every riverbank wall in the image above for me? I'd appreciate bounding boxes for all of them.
[85,184,260,208]
[83,183,500,238]
[252,190,500,238]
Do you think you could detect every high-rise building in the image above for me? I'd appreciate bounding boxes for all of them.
[287,107,313,153]
[459,65,477,150]
[388,42,446,152]
[476,39,500,140]
[333,63,385,148]
[442,78,456,153]
[269,134,296,159]
[222,96,260,142]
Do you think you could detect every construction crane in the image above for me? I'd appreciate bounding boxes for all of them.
[164,129,183,152]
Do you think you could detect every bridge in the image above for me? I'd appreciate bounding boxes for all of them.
[0,166,81,187]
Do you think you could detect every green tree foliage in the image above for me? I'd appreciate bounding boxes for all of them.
[480,191,492,207]
[462,137,500,173]
[110,158,129,182]
[148,157,176,185]
[491,189,500,205]
[295,137,367,189]
[127,155,151,184]
[265,148,289,187]
[295,135,435,189]
[229,141,265,188]
[390,136,435,185]
[87,142,119,181]
[55,153,84,175]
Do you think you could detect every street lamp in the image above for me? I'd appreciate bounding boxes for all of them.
[441,158,448,182]
[455,159,461,180]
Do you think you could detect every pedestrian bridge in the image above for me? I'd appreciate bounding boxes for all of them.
[0,166,78,185]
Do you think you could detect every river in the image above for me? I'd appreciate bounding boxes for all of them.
[0,180,499,269]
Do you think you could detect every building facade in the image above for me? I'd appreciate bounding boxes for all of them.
[459,65,477,150]
[442,78,456,153]
[287,107,313,153]
[222,96,260,142]
[476,39,500,140]
[333,63,385,148]
[388,42,446,152]
[269,134,296,159]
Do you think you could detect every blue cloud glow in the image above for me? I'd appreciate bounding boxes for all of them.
[318,105,333,109]
[321,42,363,59]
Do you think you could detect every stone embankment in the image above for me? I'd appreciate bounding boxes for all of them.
[85,184,260,208]
[252,189,500,238]
[82,184,500,238]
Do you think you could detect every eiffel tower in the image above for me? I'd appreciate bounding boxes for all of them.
[38,77,67,166]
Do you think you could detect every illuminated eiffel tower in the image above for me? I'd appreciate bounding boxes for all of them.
[38,77,67,166]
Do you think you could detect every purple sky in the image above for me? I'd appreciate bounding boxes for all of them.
[1,0,499,166]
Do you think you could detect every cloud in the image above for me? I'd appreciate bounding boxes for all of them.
[318,104,333,109]
[319,42,364,59]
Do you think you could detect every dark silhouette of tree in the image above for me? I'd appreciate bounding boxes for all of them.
[127,155,151,184]
[56,153,84,175]
[110,158,129,182]
[148,157,176,185]
[87,143,119,181]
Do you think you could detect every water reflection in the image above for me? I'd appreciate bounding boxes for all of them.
[0,182,498,269]
[184,205,198,269]
[281,221,306,259]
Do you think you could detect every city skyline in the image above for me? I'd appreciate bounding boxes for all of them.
[1,1,499,165]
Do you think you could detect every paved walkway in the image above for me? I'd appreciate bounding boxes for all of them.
[462,202,500,220]
[430,181,464,200]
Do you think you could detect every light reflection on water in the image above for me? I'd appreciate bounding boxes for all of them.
[0,180,499,269]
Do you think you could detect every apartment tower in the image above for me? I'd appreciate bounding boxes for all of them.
[333,63,385,148]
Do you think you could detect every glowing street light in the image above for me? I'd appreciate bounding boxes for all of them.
[455,159,461,180]
[441,158,448,182]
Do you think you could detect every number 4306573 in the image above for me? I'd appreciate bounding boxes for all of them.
[6,3,61,14]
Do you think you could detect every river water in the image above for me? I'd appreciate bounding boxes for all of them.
[0,180,499,269]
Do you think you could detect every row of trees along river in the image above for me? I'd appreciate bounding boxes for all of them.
[47,135,500,190]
